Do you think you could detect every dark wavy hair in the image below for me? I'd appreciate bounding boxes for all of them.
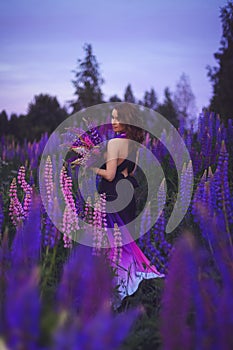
[113,103,145,144]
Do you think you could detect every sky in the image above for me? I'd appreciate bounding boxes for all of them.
[0,0,227,118]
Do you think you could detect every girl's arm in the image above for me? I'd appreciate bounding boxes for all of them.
[91,139,119,181]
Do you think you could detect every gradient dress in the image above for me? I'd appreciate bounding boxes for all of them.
[98,133,164,301]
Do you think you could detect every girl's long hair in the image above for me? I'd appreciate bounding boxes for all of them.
[113,103,145,144]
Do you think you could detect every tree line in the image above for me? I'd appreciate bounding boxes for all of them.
[1,1,232,142]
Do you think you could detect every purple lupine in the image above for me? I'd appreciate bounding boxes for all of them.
[213,141,232,229]
[226,118,233,154]
[215,126,222,156]
[160,234,194,350]
[192,179,215,245]
[53,244,139,350]
[52,306,138,350]
[154,178,171,270]
[185,129,192,153]
[222,158,233,227]
[56,244,112,319]
[194,203,233,349]
[200,128,209,169]
[191,170,207,225]
[139,179,171,273]
[0,229,11,335]
[152,179,171,272]
[89,125,104,145]
[208,112,214,140]
[179,161,192,217]
[75,188,85,218]
[160,229,221,350]
[178,117,186,138]
[0,193,4,234]
[4,194,41,350]
[210,213,233,350]
[43,208,61,248]
[185,160,194,216]
[208,167,219,213]
[197,112,205,143]
[153,211,170,273]
[215,113,221,137]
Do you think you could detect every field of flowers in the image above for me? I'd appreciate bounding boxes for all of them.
[0,111,233,349]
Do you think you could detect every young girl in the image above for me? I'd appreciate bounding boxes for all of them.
[91,103,164,302]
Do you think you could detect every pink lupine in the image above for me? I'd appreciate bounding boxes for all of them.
[83,135,94,148]
[100,193,108,247]
[93,193,103,256]
[44,155,53,204]
[60,166,79,248]
[17,166,33,217]
[112,223,122,265]
[62,207,73,248]
[9,178,25,226]
[84,196,93,226]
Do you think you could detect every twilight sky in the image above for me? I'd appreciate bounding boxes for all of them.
[0,0,226,117]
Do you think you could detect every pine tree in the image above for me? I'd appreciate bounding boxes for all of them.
[109,94,122,102]
[158,87,180,129]
[174,73,196,128]
[0,110,8,136]
[26,94,67,140]
[70,43,105,112]
[142,88,158,109]
[124,84,136,103]
[207,1,233,125]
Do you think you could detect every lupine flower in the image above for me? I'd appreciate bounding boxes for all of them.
[112,223,122,265]
[60,166,79,248]
[0,228,11,335]
[44,155,54,205]
[100,192,108,245]
[0,193,4,234]
[62,122,105,168]
[41,156,61,248]
[56,244,112,319]
[139,180,171,273]
[8,166,33,227]
[54,244,139,350]
[185,129,192,153]
[193,203,233,349]
[93,192,105,255]
[179,160,193,217]
[4,195,41,350]
[160,233,195,350]
[84,196,93,224]
[9,177,25,226]
[43,207,61,248]
[17,165,33,216]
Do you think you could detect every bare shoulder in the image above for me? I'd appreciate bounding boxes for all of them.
[107,138,127,148]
